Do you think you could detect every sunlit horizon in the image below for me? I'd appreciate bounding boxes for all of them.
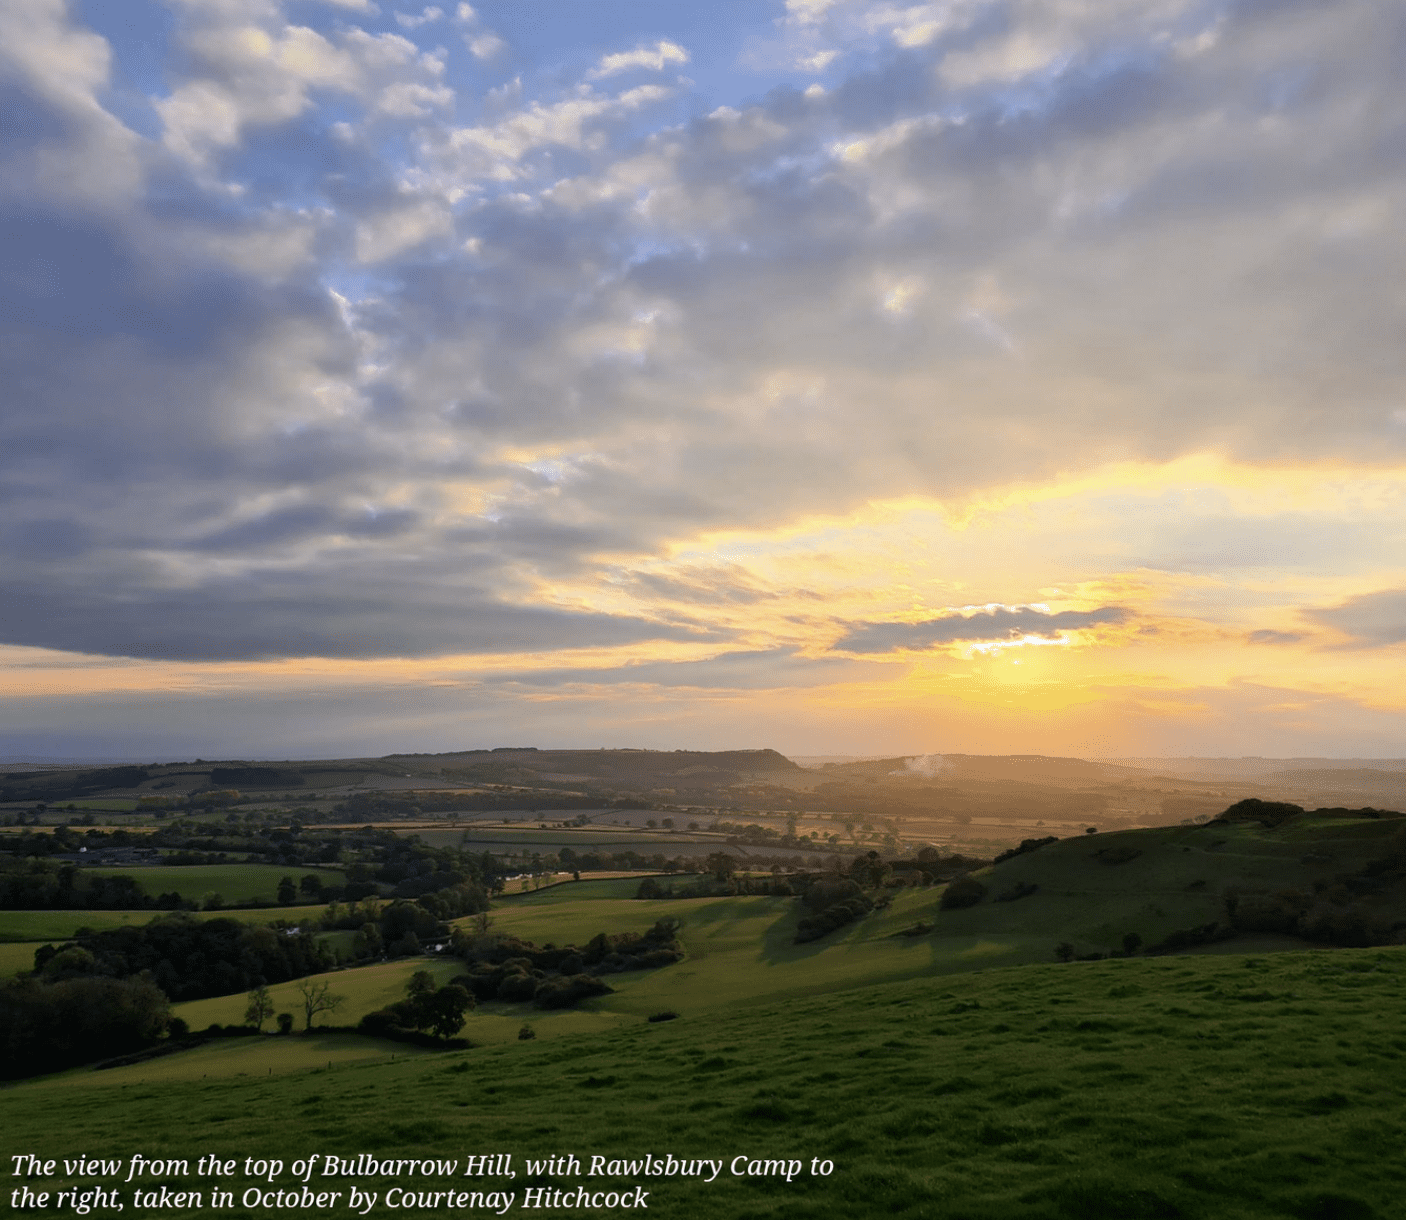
[2,2,1403,761]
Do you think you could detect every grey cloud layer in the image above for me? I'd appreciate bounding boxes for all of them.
[1,0,1403,661]
[835,607,1129,653]
[488,648,901,690]
[1306,590,1406,649]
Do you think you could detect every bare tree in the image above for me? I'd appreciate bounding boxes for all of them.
[296,978,345,1032]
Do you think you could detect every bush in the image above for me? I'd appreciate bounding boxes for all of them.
[1227,889,1310,934]
[533,975,612,1010]
[276,1012,293,1035]
[795,894,873,943]
[387,932,421,958]
[940,875,988,910]
[631,947,683,969]
[359,1009,398,1036]
[802,877,864,912]
[1145,922,1234,955]
[647,1011,679,1023]
[1217,798,1304,828]
[496,972,537,1003]
[993,837,1059,865]
[464,971,500,1002]
[518,1023,536,1041]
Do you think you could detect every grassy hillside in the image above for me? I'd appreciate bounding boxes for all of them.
[8,947,1406,1219]
[950,815,1406,955]
[77,812,1406,1035]
[8,813,1406,1219]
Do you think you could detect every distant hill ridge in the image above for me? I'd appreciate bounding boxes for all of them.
[384,747,801,774]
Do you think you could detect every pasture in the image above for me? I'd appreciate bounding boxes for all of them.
[0,940,39,976]
[0,904,330,943]
[7,946,1405,1219]
[927,816,1406,954]
[81,863,346,904]
[37,1031,442,1086]
[170,957,634,1046]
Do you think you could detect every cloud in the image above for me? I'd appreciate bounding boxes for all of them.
[1306,590,1406,648]
[0,561,713,661]
[1247,629,1304,646]
[588,41,690,80]
[395,6,442,29]
[0,0,144,204]
[152,16,451,165]
[466,32,504,60]
[1,0,1404,694]
[834,607,1130,653]
[491,648,902,690]
[427,83,671,182]
[616,564,804,607]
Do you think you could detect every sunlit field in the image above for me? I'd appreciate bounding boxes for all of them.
[9,946,1405,1219]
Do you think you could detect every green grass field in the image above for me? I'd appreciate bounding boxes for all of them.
[478,885,1083,1019]
[8,947,1406,1219]
[499,876,651,903]
[80,863,345,904]
[0,905,330,943]
[35,1031,442,1086]
[172,958,471,1031]
[931,816,1405,956]
[7,815,1406,1217]
[170,955,635,1047]
[0,939,40,976]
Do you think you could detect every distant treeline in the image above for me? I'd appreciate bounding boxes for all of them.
[0,823,508,911]
[332,792,650,818]
[432,918,684,1012]
[0,766,150,804]
[0,863,175,911]
[35,914,336,1001]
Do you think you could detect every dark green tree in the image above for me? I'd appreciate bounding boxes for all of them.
[940,875,987,910]
[402,969,437,1027]
[244,984,274,1031]
[428,985,473,1039]
[706,852,736,882]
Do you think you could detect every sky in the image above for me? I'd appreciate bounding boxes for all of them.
[2,0,1404,762]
